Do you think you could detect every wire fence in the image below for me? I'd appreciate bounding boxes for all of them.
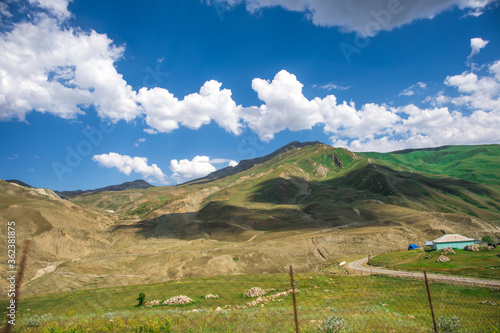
[2,259,500,332]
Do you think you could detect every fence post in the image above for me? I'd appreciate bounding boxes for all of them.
[424,271,438,333]
[5,239,31,333]
[289,265,299,333]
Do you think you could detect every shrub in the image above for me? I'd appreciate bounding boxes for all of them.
[137,292,146,306]
[436,316,462,332]
[318,315,345,333]
[482,235,494,244]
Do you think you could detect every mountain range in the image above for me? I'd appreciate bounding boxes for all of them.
[0,142,499,296]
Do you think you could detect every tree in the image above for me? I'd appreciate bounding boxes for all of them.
[137,292,146,306]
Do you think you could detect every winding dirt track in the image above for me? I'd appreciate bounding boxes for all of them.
[347,258,500,288]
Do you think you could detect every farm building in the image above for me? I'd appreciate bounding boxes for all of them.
[432,234,475,250]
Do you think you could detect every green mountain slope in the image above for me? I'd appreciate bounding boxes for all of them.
[362,144,500,185]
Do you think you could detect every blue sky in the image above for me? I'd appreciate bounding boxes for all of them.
[1,0,499,190]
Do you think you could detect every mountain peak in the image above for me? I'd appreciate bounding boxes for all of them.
[188,141,325,184]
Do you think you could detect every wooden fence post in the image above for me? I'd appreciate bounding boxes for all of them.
[289,266,299,333]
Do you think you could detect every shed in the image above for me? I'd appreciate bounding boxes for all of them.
[425,241,433,247]
[432,234,475,250]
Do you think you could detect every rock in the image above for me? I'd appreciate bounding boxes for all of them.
[441,247,456,254]
[481,301,497,306]
[464,245,479,251]
[215,307,222,312]
[497,253,500,257]
[144,300,161,306]
[437,255,451,262]
[485,246,494,251]
[205,294,220,299]
[163,295,193,305]
[244,287,267,298]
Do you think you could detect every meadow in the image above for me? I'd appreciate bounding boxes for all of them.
[1,272,499,332]
[369,248,500,280]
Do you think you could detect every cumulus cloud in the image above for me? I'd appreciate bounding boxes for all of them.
[445,60,500,111]
[136,80,242,135]
[208,0,494,36]
[468,37,489,59]
[0,15,139,122]
[92,153,168,184]
[333,61,500,152]
[169,155,217,184]
[241,70,327,141]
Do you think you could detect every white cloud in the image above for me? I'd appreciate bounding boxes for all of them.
[133,138,146,147]
[136,80,242,135]
[468,37,489,59]
[169,155,217,184]
[92,152,168,184]
[330,59,500,152]
[445,60,500,111]
[0,2,13,19]
[315,83,351,91]
[241,70,327,141]
[467,37,489,68]
[7,154,20,160]
[399,82,427,96]
[241,70,399,143]
[210,158,239,167]
[28,0,72,21]
[0,15,139,122]
[209,0,494,36]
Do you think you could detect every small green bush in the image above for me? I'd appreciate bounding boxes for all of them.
[482,235,494,244]
[318,315,345,333]
[137,292,146,306]
[436,316,462,332]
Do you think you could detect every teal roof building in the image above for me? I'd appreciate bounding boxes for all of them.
[432,234,475,250]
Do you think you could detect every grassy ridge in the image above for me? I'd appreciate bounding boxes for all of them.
[362,145,500,185]
[2,274,499,332]
[369,248,500,279]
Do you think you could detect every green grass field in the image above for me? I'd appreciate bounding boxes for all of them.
[1,273,499,332]
[369,248,500,279]
[362,144,500,185]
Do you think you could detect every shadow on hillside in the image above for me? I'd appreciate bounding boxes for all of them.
[250,164,500,217]
[112,163,500,241]
[110,201,348,241]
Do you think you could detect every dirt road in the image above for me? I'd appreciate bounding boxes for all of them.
[347,258,500,288]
